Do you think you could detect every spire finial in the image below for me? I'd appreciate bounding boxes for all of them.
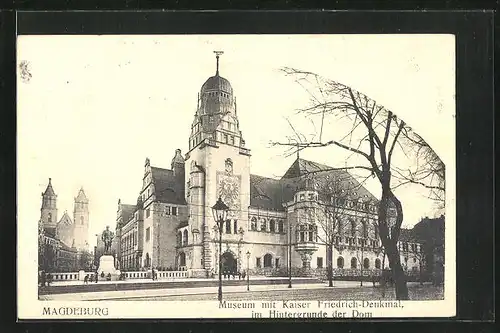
[214,50,224,76]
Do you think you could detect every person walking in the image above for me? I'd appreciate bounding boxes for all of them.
[95,272,98,283]
[84,275,88,284]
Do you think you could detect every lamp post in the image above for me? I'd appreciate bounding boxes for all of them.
[288,222,292,288]
[246,250,251,291]
[211,197,229,303]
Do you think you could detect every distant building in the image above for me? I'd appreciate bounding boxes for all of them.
[114,54,423,278]
[38,178,90,271]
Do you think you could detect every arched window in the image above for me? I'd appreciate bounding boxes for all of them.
[260,218,267,232]
[363,258,370,269]
[183,230,188,245]
[269,219,276,232]
[177,231,182,246]
[250,217,257,231]
[263,253,273,268]
[375,258,381,269]
[350,219,356,236]
[48,213,52,223]
[351,257,357,269]
[337,256,344,268]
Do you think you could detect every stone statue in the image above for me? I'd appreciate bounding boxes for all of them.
[101,226,114,255]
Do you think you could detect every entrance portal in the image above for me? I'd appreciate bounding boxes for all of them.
[221,251,237,275]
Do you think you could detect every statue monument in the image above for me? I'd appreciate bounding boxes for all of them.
[97,226,120,280]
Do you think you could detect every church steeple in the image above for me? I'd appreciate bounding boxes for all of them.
[73,186,90,251]
[41,178,58,228]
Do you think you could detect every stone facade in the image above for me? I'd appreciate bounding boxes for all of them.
[115,55,423,278]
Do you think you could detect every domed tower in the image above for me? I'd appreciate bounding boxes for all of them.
[187,51,247,152]
[73,187,89,251]
[40,178,58,230]
[184,52,251,275]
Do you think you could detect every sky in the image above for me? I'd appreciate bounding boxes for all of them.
[17,34,455,249]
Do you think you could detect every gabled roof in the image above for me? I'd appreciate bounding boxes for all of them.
[120,204,136,224]
[44,227,57,238]
[58,211,73,226]
[249,158,378,211]
[151,166,186,205]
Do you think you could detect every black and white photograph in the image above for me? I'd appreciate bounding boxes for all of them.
[17,34,455,319]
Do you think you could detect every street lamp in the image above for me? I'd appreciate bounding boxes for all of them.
[211,197,229,302]
[288,222,292,288]
[246,250,251,291]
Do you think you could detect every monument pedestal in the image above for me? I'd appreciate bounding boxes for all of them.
[97,255,120,281]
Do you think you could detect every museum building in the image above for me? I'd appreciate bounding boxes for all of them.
[115,55,423,278]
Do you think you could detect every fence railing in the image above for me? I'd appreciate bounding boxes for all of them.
[43,270,189,281]
[124,270,189,279]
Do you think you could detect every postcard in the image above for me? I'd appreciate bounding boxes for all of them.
[17,34,455,319]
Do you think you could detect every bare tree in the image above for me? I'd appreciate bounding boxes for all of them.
[313,172,356,287]
[394,132,445,211]
[272,68,444,299]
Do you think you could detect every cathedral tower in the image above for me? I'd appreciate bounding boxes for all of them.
[73,187,89,251]
[40,178,58,229]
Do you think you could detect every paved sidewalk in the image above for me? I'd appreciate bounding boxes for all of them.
[39,282,333,301]
[39,280,375,301]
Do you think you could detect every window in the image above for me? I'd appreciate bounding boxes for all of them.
[375,258,381,269]
[172,207,177,216]
[183,230,188,245]
[225,220,231,234]
[48,213,52,223]
[275,258,280,268]
[317,257,323,268]
[351,257,357,269]
[363,258,370,269]
[299,232,305,242]
[230,136,234,145]
[250,217,257,231]
[308,231,314,242]
[256,257,261,268]
[80,216,84,225]
[374,223,379,239]
[278,221,284,233]
[233,220,238,234]
[146,227,150,242]
[350,219,356,236]
[224,134,228,143]
[263,254,273,268]
[337,257,344,268]
[165,206,171,215]
[362,219,368,238]
[269,220,276,232]
[260,219,266,232]
[146,209,150,218]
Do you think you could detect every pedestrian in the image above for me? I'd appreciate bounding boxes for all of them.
[40,271,46,287]
[151,268,155,281]
[46,273,52,286]
[84,275,88,284]
[95,272,98,283]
